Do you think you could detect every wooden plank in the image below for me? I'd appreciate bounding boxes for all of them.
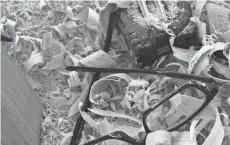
[1,69,41,134]
[1,49,44,145]
[2,88,38,144]
[2,102,30,145]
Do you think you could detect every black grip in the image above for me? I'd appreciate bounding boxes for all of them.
[115,1,193,67]
[1,34,13,42]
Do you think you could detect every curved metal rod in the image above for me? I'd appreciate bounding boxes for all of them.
[166,83,218,132]
[142,81,219,133]
[82,82,218,145]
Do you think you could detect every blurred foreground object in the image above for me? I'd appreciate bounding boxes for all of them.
[1,33,13,42]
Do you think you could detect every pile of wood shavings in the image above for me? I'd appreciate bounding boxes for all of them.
[41,102,75,145]
[1,1,230,145]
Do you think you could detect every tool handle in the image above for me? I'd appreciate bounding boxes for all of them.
[1,34,13,42]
